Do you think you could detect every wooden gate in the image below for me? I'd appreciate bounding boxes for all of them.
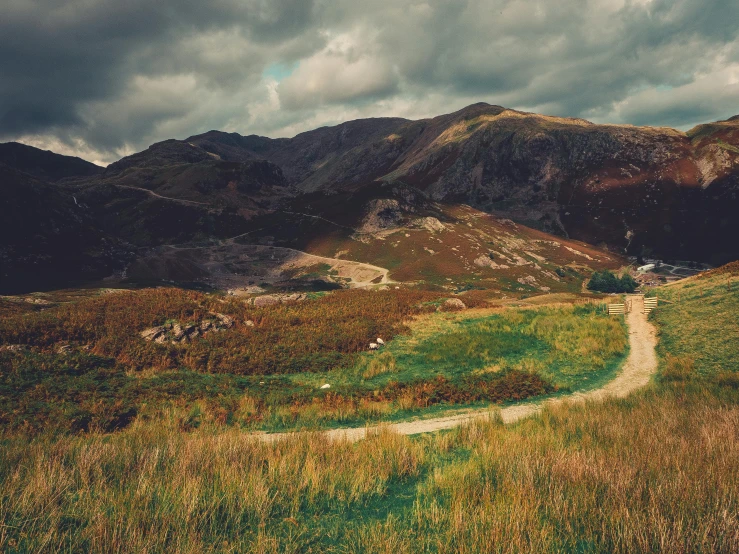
[643,296,658,314]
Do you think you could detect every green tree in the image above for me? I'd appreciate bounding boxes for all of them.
[587,270,636,293]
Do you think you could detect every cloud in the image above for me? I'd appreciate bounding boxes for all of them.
[1,0,737,164]
[278,31,400,109]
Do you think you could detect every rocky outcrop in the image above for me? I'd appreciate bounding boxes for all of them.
[357,199,404,234]
[140,312,235,344]
[412,216,447,233]
[248,293,307,307]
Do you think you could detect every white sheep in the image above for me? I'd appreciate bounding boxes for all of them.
[369,343,379,350]
[376,338,385,345]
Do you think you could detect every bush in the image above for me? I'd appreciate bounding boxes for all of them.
[587,270,637,293]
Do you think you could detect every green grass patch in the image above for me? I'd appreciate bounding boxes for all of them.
[651,275,739,378]
[350,303,627,391]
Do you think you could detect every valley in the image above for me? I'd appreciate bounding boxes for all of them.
[1,105,738,553]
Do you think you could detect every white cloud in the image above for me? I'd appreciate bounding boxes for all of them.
[277,31,399,109]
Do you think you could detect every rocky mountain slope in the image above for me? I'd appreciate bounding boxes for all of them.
[180,104,739,263]
[2,104,737,292]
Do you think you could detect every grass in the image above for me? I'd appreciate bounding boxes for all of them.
[0,381,736,552]
[651,272,739,377]
[0,288,627,436]
[350,303,627,391]
[0,268,738,551]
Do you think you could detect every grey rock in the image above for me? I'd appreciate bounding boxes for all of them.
[140,326,167,341]
[443,298,467,310]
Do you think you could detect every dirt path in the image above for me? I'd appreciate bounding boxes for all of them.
[257,295,657,443]
[271,246,393,287]
[112,184,209,206]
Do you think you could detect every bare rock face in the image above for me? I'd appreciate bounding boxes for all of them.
[443,298,467,311]
[357,199,404,233]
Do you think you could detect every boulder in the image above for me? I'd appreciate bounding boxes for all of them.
[211,312,234,328]
[171,324,185,340]
[0,344,27,352]
[413,216,446,233]
[140,326,167,341]
[443,298,466,311]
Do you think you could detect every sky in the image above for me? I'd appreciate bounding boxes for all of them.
[1,0,738,165]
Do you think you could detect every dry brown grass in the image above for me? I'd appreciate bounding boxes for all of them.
[1,382,737,553]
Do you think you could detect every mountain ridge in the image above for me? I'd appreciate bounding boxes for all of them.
[2,104,738,292]
[0,141,103,182]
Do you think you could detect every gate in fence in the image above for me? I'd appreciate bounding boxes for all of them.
[643,296,658,314]
[607,303,627,315]
[606,295,658,316]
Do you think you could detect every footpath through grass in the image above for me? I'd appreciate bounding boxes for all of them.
[1,270,738,552]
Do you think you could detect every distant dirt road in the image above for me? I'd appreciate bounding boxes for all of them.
[256,295,658,443]
[112,184,209,206]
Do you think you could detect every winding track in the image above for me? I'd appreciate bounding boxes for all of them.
[256,295,658,443]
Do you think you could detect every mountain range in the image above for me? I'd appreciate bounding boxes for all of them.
[2,103,738,293]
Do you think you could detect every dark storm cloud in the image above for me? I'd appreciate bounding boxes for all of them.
[2,0,737,163]
[0,1,321,144]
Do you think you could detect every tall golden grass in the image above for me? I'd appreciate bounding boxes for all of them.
[2,270,737,552]
[1,385,737,553]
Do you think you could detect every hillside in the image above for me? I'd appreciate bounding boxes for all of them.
[180,105,739,263]
[126,181,621,294]
[0,163,126,293]
[3,104,738,293]
[0,141,103,181]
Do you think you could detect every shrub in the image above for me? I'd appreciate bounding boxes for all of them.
[587,270,637,293]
